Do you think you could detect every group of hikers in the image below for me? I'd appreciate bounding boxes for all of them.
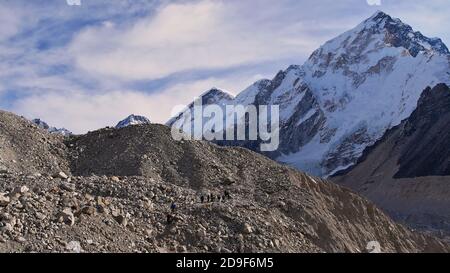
[199,190,231,204]
[166,190,232,224]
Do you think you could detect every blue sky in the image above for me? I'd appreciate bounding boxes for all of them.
[0,0,449,133]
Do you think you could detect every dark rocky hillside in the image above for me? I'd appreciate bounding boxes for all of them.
[334,84,450,238]
[395,84,450,178]
[0,111,69,176]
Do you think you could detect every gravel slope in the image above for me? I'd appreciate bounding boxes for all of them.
[0,110,448,253]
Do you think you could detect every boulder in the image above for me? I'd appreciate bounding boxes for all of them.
[59,208,75,226]
[0,193,10,207]
[243,223,253,234]
[54,171,69,180]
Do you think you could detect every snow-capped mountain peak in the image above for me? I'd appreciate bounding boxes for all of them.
[115,115,151,129]
[309,10,448,68]
[199,88,234,105]
[166,88,234,127]
[32,118,50,130]
[296,11,450,176]
[31,119,72,136]
[367,11,448,55]
[168,11,450,177]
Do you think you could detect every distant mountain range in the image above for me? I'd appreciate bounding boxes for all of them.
[168,11,450,177]
[31,114,151,136]
[32,118,72,136]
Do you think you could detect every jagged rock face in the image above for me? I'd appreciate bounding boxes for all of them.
[333,84,450,237]
[278,86,325,156]
[115,114,151,129]
[232,69,326,158]
[394,83,450,178]
[167,11,450,177]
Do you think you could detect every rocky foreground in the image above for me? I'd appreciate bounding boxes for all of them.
[0,110,448,253]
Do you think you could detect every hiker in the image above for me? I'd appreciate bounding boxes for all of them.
[200,195,205,203]
[170,202,177,212]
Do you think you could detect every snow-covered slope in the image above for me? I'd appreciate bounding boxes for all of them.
[115,114,151,129]
[167,11,450,177]
[166,88,234,131]
[31,119,72,136]
[289,11,450,176]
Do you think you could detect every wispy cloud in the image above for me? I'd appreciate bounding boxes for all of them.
[0,0,449,133]
[68,0,323,81]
